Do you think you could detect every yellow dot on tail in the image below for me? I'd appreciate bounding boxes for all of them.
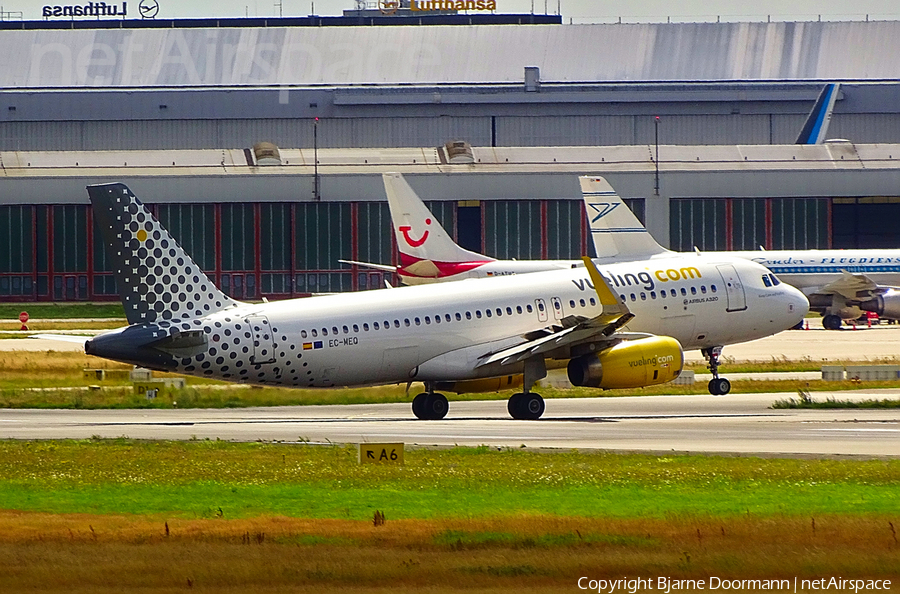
[137,229,148,242]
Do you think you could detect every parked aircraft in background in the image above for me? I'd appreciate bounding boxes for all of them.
[39,183,805,415]
[795,83,840,145]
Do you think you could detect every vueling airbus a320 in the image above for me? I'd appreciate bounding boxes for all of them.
[54,183,806,419]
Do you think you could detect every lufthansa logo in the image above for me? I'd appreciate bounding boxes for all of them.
[139,0,158,18]
[378,0,399,14]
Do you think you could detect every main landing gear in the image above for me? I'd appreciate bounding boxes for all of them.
[822,314,843,330]
[702,346,731,396]
[507,357,547,420]
[412,384,449,420]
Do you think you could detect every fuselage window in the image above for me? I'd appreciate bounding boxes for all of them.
[516,305,523,314]
[620,294,626,302]
[435,315,441,324]
[455,313,462,321]
[630,293,636,302]
[333,326,339,335]
[311,329,318,338]
[485,309,492,318]
[475,310,482,319]
[496,308,503,316]
[710,285,717,293]
[579,299,586,307]
[569,300,576,308]
[651,291,657,299]
[342,325,349,334]
[363,323,369,331]
[681,288,687,296]
[322,328,328,336]
[553,301,561,311]
[394,319,400,328]
[690,287,697,295]
[538,302,545,312]
[465,311,472,320]
[700,286,707,294]
[526,304,533,313]
[506,307,513,315]
[404,318,410,327]
[373,322,380,330]
[640,292,647,301]
[301,330,308,338]
[589,298,596,306]
[414,317,421,326]
[424,316,431,324]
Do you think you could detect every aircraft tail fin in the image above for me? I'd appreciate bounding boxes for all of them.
[795,83,840,144]
[580,176,672,261]
[383,172,494,266]
[88,183,240,325]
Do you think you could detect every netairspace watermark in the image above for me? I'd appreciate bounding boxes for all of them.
[576,576,893,593]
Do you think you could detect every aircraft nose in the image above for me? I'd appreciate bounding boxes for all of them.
[785,284,810,325]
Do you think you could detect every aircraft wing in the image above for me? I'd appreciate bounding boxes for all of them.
[814,270,880,299]
[477,257,634,367]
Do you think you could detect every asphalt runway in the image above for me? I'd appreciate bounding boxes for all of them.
[1,390,897,458]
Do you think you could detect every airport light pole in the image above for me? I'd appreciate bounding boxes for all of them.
[313,117,320,201]
[654,116,660,196]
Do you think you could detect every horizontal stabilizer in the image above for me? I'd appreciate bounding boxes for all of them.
[29,334,90,346]
[339,259,398,273]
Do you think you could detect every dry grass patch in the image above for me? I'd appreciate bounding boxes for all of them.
[0,512,897,593]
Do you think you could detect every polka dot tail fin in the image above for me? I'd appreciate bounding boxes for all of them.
[88,183,241,325]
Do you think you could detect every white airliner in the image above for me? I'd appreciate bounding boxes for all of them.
[43,183,805,418]
[361,172,900,336]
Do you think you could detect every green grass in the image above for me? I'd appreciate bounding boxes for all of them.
[0,440,897,520]
[0,302,125,320]
[773,396,900,409]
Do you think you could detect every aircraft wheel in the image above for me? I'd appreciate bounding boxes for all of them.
[519,393,545,420]
[823,314,843,330]
[507,393,524,418]
[412,393,428,419]
[423,393,448,420]
[708,378,731,396]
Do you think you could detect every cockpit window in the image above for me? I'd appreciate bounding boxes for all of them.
[769,274,781,286]
[762,275,772,287]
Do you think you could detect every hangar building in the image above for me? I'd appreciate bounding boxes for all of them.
[1,15,899,301]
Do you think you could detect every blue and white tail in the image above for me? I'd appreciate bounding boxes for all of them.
[383,172,493,267]
[580,176,671,261]
[88,183,240,325]
[795,83,840,145]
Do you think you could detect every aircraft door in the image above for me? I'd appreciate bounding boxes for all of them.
[716,264,747,312]
[247,315,276,364]
[551,296,564,320]
[535,299,548,322]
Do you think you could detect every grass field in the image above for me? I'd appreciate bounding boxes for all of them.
[2,350,900,409]
[0,441,897,592]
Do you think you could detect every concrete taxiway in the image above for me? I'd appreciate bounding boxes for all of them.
[0,390,897,458]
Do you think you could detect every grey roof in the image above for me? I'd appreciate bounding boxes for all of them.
[6,20,900,89]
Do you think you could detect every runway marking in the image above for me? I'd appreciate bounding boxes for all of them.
[813,427,900,432]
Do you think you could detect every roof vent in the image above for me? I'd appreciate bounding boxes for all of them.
[524,66,540,92]
[444,140,474,164]
[253,142,282,166]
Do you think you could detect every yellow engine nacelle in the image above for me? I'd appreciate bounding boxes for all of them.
[436,375,524,394]
[567,336,684,389]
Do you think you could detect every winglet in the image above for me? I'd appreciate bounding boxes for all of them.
[581,256,630,319]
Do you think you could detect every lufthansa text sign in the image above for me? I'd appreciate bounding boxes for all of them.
[43,2,127,17]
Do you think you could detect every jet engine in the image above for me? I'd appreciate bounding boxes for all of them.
[567,336,684,389]
[858,289,900,319]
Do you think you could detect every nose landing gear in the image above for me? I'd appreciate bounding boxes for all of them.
[702,346,731,396]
